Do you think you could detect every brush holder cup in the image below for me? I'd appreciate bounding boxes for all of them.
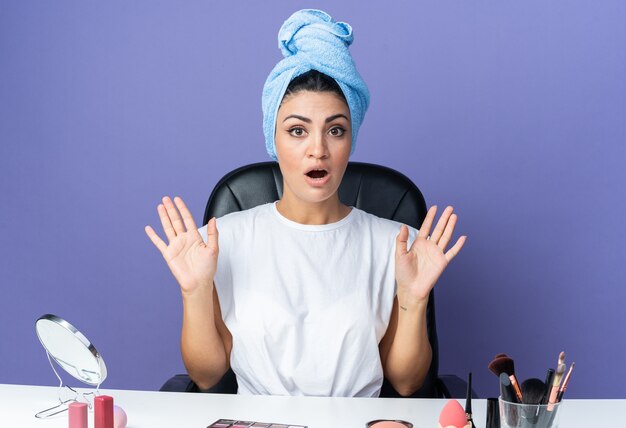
[498,397,562,428]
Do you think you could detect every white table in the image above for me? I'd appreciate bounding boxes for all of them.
[1,384,623,427]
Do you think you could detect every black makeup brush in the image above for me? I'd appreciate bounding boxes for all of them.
[485,398,500,428]
[465,372,474,428]
[541,368,555,404]
[500,373,519,427]
[499,372,518,404]
[488,355,523,403]
[520,377,545,425]
[520,378,546,405]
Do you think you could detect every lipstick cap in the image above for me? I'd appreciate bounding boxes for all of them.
[68,402,88,428]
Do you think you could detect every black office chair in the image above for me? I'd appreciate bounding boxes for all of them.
[160,162,469,398]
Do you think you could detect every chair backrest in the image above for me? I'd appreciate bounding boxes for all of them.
[203,161,439,398]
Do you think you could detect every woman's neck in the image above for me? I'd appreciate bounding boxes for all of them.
[276,193,352,225]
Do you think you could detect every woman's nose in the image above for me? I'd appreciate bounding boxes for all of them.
[307,132,329,159]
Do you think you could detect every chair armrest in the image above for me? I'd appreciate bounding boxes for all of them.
[436,374,478,398]
[161,372,473,398]
[160,370,238,394]
[160,374,198,392]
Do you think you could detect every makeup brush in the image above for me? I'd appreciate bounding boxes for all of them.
[520,378,546,405]
[499,372,518,404]
[547,358,566,410]
[465,372,474,428]
[556,362,575,402]
[499,373,519,427]
[555,351,565,378]
[485,398,500,428]
[488,355,523,403]
[520,378,545,425]
[544,363,573,428]
[541,368,555,404]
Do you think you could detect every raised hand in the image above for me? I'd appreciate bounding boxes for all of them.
[395,206,466,308]
[145,196,219,296]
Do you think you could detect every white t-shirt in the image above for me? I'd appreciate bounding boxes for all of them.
[199,202,417,397]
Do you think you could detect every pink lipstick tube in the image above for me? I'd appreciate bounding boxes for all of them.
[68,402,88,428]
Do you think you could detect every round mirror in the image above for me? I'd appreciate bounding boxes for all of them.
[35,314,107,386]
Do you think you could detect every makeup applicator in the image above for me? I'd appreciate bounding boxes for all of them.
[488,354,523,403]
[485,398,500,428]
[541,368,555,404]
[556,362,575,402]
[438,400,471,428]
[499,373,518,404]
[465,372,474,428]
[520,378,546,425]
[499,374,519,427]
[548,352,566,410]
[520,378,546,405]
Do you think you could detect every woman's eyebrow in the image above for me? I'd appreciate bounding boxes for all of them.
[283,114,311,123]
[282,113,349,123]
[325,113,349,123]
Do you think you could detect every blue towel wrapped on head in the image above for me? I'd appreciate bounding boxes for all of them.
[262,9,370,160]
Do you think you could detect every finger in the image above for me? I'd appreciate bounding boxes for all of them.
[174,196,199,234]
[157,203,177,241]
[445,235,467,262]
[395,224,409,258]
[430,206,454,244]
[144,225,167,254]
[162,196,186,234]
[438,213,458,250]
[206,217,219,252]
[417,205,437,239]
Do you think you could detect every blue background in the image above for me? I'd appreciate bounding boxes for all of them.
[1,1,625,398]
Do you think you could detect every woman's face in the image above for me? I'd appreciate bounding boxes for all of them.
[275,90,352,206]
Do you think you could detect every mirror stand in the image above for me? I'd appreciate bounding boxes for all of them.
[35,350,102,419]
[35,314,107,419]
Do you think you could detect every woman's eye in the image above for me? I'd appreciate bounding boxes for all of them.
[329,127,345,137]
[289,127,305,137]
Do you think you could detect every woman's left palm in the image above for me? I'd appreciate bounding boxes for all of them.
[395,206,466,303]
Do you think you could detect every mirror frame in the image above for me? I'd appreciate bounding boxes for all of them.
[35,314,107,386]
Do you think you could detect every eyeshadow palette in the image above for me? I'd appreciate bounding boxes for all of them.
[207,419,306,428]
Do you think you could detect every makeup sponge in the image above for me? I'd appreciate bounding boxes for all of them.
[438,400,470,428]
[113,405,127,428]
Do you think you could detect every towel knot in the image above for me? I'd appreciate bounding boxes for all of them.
[278,9,353,58]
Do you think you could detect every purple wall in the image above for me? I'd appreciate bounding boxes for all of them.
[1,1,625,398]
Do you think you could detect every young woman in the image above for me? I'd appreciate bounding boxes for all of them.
[145,9,466,398]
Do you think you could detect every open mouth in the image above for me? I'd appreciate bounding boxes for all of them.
[306,169,328,179]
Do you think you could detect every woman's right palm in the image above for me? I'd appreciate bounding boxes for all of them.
[145,196,219,295]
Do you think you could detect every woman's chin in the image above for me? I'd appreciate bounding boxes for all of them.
[292,188,339,205]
